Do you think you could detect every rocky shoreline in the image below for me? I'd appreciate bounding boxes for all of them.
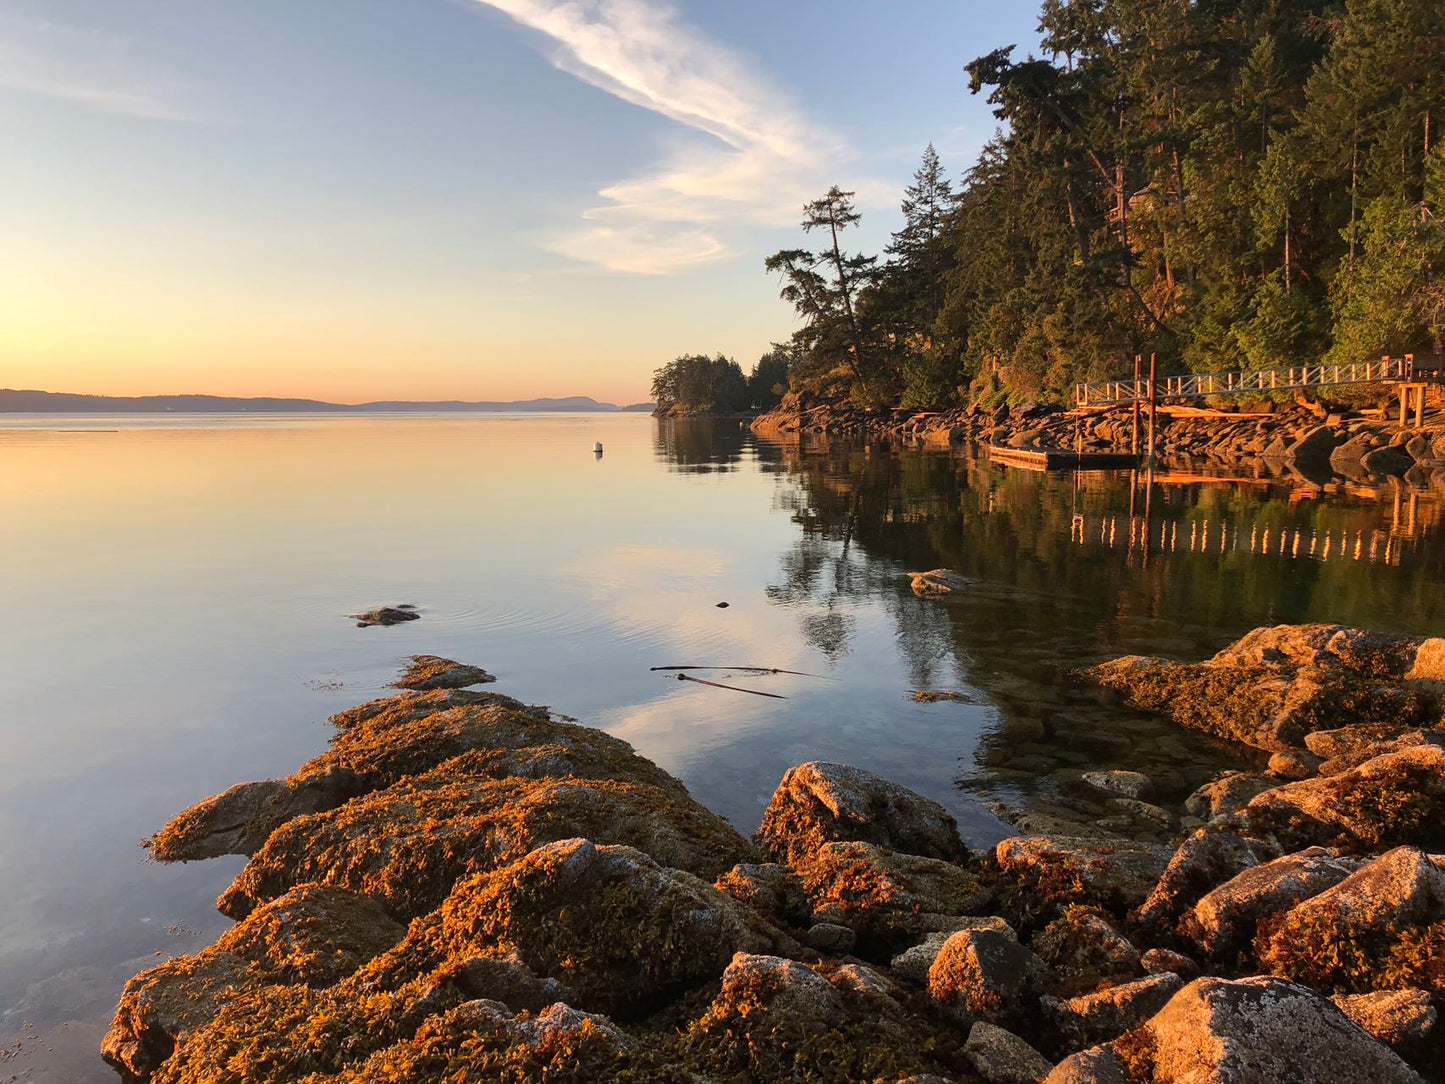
[754,396,1445,487]
[103,636,1445,1082]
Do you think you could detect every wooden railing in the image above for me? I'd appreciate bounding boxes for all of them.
[1075,357,1415,407]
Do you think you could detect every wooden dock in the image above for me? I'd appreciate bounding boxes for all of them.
[986,444,1140,471]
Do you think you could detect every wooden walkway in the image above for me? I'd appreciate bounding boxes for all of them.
[1075,355,1438,408]
[986,445,1139,472]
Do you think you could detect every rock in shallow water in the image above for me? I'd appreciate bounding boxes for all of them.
[350,604,420,627]
[393,654,495,690]
[907,568,971,596]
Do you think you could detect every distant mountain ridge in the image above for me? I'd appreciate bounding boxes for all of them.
[0,389,655,414]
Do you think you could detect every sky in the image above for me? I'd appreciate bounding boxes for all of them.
[1,1,1042,404]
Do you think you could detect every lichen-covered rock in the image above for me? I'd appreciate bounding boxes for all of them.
[800,840,991,946]
[1041,972,1183,1047]
[147,767,359,861]
[217,772,753,920]
[889,919,1016,985]
[393,654,496,690]
[1137,976,1423,1083]
[671,952,959,1082]
[102,885,403,1082]
[1243,745,1445,851]
[1030,906,1141,997]
[756,761,966,865]
[1255,846,1445,994]
[1185,846,1362,957]
[1331,988,1437,1047]
[1183,772,1275,822]
[425,839,783,1019]
[995,836,1173,919]
[1042,1044,1129,1083]
[964,1020,1053,1083]
[1131,828,1280,933]
[927,927,1049,1024]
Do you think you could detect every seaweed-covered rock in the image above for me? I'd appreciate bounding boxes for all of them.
[351,605,420,627]
[1030,906,1141,997]
[393,655,496,690]
[102,885,403,1082]
[1183,772,1275,822]
[1317,729,1445,777]
[1131,828,1280,933]
[1041,972,1183,1047]
[671,952,958,1082]
[446,956,573,1013]
[1243,745,1445,851]
[1331,988,1437,1047]
[147,767,360,861]
[1185,846,1362,957]
[964,1021,1053,1083]
[217,772,753,920]
[426,839,784,1018]
[1255,846,1445,994]
[756,762,966,865]
[1139,976,1423,1083]
[715,861,810,924]
[995,836,1173,919]
[800,840,991,947]
[1305,722,1430,761]
[927,927,1049,1024]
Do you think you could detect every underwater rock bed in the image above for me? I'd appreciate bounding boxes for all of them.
[107,632,1445,1082]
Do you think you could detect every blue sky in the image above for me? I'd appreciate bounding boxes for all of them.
[2,0,1041,402]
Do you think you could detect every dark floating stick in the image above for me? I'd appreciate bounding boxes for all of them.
[650,665,828,679]
[669,673,789,699]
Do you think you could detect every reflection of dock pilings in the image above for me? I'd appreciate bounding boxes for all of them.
[1070,508,1423,566]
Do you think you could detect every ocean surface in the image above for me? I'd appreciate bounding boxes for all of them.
[3,412,1444,1081]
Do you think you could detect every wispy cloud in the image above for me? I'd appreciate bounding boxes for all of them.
[473,0,847,274]
[0,17,196,121]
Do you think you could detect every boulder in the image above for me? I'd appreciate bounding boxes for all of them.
[1318,730,1445,777]
[1030,907,1141,997]
[445,956,571,1013]
[806,923,857,954]
[1362,445,1415,475]
[147,767,359,861]
[1287,425,1340,465]
[429,839,784,1019]
[927,927,1049,1024]
[101,885,403,1082]
[393,655,496,690]
[1140,976,1422,1083]
[1268,749,1323,779]
[800,840,991,945]
[1081,770,1153,800]
[964,1021,1054,1084]
[1183,773,1275,821]
[1255,846,1445,993]
[1132,828,1281,933]
[1140,948,1199,979]
[715,862,810,924]
[1041,972,1184,1047]
[217,772,753,920]
[995,835,1174,916]
[1185,847,1362,956]
[756,761,966,865]
[1244,745,1445,851]
[1305,722,1431,761]
[888,918,1016,985]
[908,569,972,597]
[1331,988,1437,1047]
[1043,1045,1129,1084]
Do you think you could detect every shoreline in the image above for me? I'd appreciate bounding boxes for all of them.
[103,632,1445,1082]
[753,399,1445,486]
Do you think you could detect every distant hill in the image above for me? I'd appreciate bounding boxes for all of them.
[0,390,656,414]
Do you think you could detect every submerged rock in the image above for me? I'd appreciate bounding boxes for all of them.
[908,568,971,597]
[756,761,966,865]
[350,605,420,627]
[393,654,496,690]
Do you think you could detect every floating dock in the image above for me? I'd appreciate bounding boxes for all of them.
[985,444,1140,472]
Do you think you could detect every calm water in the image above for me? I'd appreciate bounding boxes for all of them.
[3,413,1444,1081]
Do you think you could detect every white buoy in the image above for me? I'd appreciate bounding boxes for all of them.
[593,441,603,453]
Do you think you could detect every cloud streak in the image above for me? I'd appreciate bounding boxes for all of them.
[473,0,845,274]
[0,17,196,120]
